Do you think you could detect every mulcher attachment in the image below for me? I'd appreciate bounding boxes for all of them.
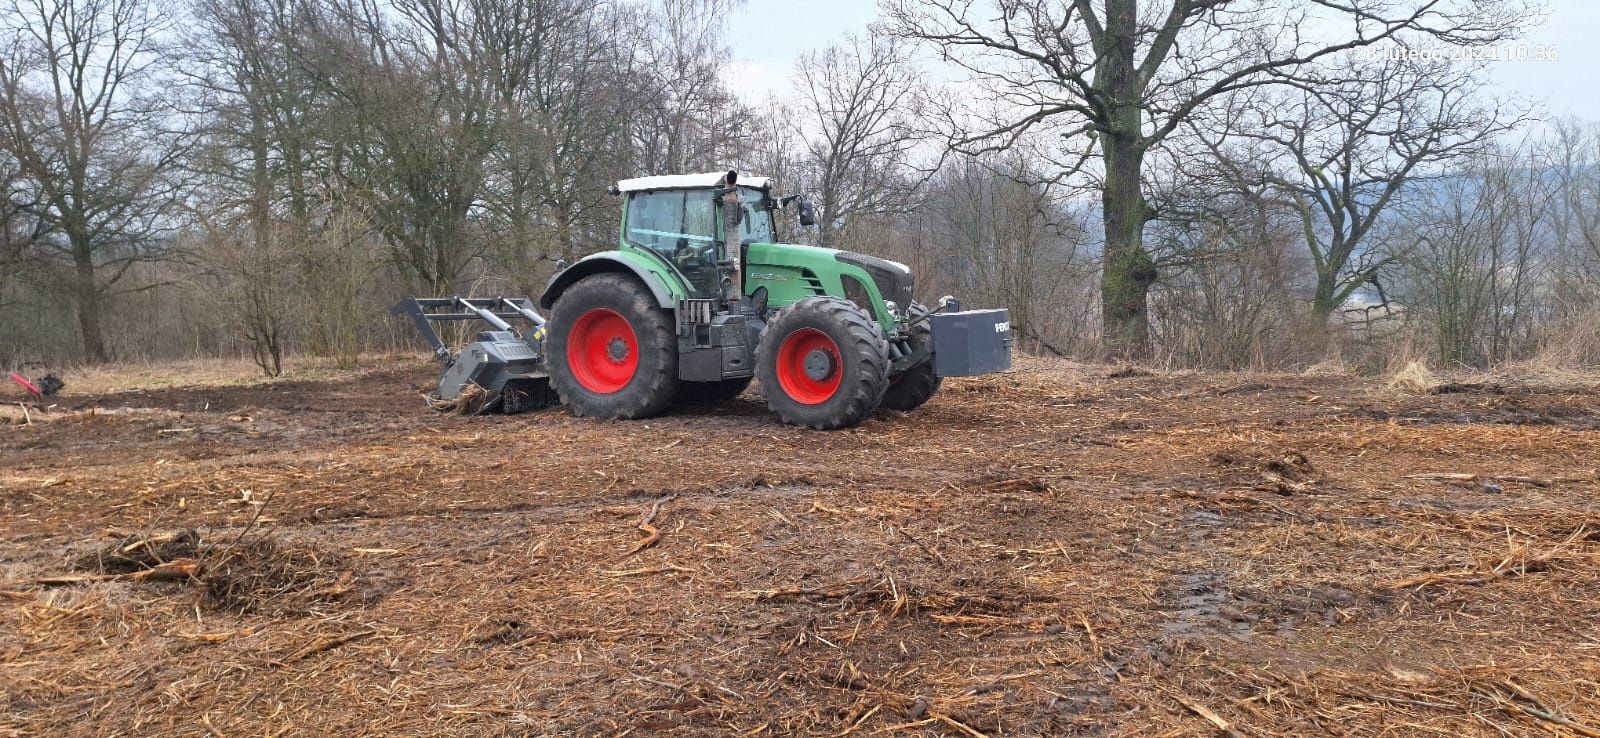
[391,296,559,415]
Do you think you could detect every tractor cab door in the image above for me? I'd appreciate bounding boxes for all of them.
[624,190,720,299]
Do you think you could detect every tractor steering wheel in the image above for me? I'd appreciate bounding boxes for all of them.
[675,241,715,268]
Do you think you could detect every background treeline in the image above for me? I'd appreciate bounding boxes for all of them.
[1,0,1596,374]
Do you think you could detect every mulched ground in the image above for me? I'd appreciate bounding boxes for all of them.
[2,359,1598,737]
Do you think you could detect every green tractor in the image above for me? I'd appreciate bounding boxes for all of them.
[396,171,1011,430]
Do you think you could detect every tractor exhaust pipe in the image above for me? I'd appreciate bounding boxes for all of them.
[718,170,742,305]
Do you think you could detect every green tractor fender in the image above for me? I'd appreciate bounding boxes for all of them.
[538,251,685,311]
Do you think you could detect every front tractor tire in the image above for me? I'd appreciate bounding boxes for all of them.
[547,273,678,419]
[880,301,942,412]
[757,296,889,430]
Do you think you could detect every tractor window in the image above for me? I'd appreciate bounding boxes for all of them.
[625,190,719,297]
[686,196,716,240]
[738,186,774,243]
[626,191,715,255]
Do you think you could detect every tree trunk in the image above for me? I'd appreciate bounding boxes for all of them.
[1311,277,1339,325]
[1097,0,1155,360]
[72,242,108,362]
[249,107,284,377]
[1099,137,1156,360]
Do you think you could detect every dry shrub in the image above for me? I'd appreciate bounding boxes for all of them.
[202,536,358,614]
[1387,360,1440,393]
[1535,303,1600,368]
[75,530,201,573]
[72,529,366,614]
[1299,357,1360,377]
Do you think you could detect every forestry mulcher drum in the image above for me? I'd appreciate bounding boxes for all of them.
[395,170,1012,430]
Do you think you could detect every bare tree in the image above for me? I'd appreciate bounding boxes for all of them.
[1539,122,1600,365]
[630,0,748,174]
[0,155,45,309]
[481,0,638,285]
[298,203,375,368]
[186,0,311,375]
[794,34,929,249]
[302,0,502,294]
[189,212,291,375]
[0,0,190,361]
[1393,146,1554,366]
[1199,54,1513,327]
[187,0,333,217]
[1547,119,1600,294]
[1146,170,1308,369]
[921,153,1091,351]
[883,0,1529,359]
[740,98,804,211]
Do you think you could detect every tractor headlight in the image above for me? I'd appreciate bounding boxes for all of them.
[884,300,900,315]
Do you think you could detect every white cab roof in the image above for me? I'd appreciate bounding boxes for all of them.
[615,172,771,193]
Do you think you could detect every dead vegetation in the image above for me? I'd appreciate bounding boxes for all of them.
[424,381,490,415]
[73,529,201,573]
[1,358,1598,736]
[33,527,366,615]
[200,536,366,614]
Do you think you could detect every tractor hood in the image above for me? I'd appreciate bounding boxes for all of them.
[833,251,914,308]
[744,241,914,326]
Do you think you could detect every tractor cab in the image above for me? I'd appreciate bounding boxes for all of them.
[613,173,777,300]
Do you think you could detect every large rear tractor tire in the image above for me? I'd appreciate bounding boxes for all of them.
[757,296,889,430]
[547,273,678,419]
[880,301,942,412]
[676,376,753,405]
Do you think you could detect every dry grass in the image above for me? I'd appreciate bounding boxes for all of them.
[1387,356,1600,396]
[55,352,417,395]
[1535,303,1600,369]
[1387,359,1441,393]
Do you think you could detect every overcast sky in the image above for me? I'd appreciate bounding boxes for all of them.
[725,0,1600,121]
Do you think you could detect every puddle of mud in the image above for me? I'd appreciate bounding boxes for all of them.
[1161,571,1255,642]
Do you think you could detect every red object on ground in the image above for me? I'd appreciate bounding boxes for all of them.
[9,371,42,398]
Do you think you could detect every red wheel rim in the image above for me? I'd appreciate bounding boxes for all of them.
[775,328,842,404]
[567,308,638,393]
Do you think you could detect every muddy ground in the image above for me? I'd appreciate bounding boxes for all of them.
[2,360,1598,737]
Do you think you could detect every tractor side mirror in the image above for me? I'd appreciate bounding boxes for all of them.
[797,197,816,227]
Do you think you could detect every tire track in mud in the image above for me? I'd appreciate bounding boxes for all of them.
[1158,508,1259,645]
[1104,500,1286,681]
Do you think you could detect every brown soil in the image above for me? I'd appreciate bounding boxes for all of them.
[2,360,1598,736]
